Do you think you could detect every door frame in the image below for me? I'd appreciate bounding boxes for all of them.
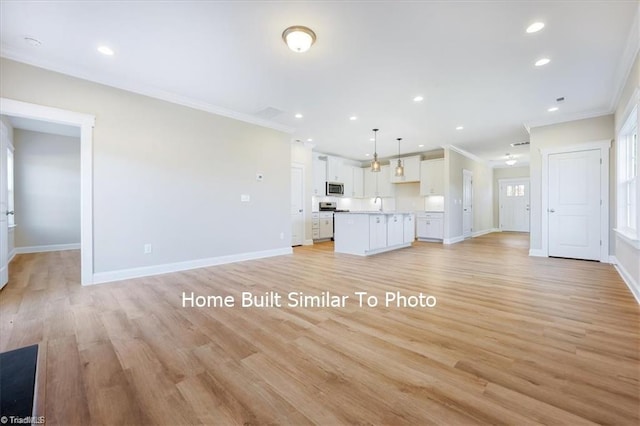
[540,140,610,262]
[291,162,305,246]
[0,98,95,284]
[498,177,530,232]
[462,169,473,238]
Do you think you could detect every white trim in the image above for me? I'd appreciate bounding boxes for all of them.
[610,256,640,304]
[291,162,306,247]
[91,247,293,285]
[443,235,464,245]
[540,140,611,262]
[0,97,95,285]
[615,228,640,249]
[303,239,314,246]
[445,145,486,164]
[1,48,294,135]
[15,243,80,254]
[472,228,498,238]
[529,249,546,257]
[609,4,640,112]
[524,109,613,131]
[616,88,640,131]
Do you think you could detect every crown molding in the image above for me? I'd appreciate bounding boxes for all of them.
[0,46,295,134]
[609,3,640,112]
[445,145,486,164]
[524,108,612,131]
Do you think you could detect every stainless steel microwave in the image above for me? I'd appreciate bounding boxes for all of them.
[326,182,344,196]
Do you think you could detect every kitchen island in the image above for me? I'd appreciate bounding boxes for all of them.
[334,212,415,256]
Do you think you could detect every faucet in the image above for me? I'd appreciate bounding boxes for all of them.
[374,196,383,212]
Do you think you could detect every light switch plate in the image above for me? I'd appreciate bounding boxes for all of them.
[241,194,250,202]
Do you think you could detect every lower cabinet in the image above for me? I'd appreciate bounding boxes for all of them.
[369,215,387,250]
[403,214,415,243]
[312,212,334,241]
[387,214,404,247]
[416,212,444,241]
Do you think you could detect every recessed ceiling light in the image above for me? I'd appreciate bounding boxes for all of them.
[307,138,313,142]
[526,22,545,33]
[548,107,559,112]
[413,95,424,102]
[24,37,41,47]
[535,58,550,67]
[97,46,114,56]
[365,153,370,157]
[350,116,358,121]
[295,113,303,118]
[418,144,425,148]
[456,126,464,130]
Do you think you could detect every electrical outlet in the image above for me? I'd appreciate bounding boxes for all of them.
[144,244,152,254]
[256,173,264,181]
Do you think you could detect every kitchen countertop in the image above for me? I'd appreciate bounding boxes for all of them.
[334,211,415,215]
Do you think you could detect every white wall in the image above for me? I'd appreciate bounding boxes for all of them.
[14,129,80,248]
[0,58,292,275]
[0,116,15,258]
[444,148,494,240]
[493,166,530,229]
[529,115,614,253]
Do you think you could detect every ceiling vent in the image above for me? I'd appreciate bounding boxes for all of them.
[510,141,530,147]
[254,107,284,119]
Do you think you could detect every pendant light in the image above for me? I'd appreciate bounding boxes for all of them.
[371,128,381,172]
[394,138,404,177]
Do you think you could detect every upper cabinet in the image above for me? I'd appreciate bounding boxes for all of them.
[312,156,327,196]
[420,158,444,196]
[326,156,343,182]
[364,165,395,198]
[390,155,421,183]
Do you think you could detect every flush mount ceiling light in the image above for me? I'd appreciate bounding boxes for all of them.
[282,26,316,53]
[505,153,517,166]
[535,58,550,66]
[395,138,405,178]
[97,45,114,56]
[526,22,545,33]
[371,129,381,172]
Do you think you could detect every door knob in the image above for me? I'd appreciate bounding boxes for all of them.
[5,210,14,216]
[548,208,555,213]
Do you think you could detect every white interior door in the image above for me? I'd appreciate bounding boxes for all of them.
[291,166,304,246]
[499,179,530,232]
[0,121,9,288]
[462,170,473,238]
[548,149,601,260]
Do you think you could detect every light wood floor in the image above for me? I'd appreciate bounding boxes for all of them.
[1,233,638,425]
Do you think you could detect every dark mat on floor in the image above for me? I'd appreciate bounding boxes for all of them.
[0,344,38,418]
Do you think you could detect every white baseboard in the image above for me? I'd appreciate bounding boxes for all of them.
[303,239,314,246]
[15,243,81,254]
[472,228,499,238]
[529,249,546,257]
[91,247,293,285]
[610,256,640,304]
[443,236,464,245]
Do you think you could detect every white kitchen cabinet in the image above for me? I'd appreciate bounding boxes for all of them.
[352,167,364,198]
[387,214,404,246]
[420,158,444,196]
[312,157,327,196]
[365,165,395,198]
[319,212,333,240]
[390,155,421,183]
[311,213,320,239]
[342,164,354,197]
[403,214,415,243]
[369,214,387,250]
[416,212,444,241]
[326,156,343,182]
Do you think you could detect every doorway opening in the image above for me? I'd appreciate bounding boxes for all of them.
[0,98,95,285]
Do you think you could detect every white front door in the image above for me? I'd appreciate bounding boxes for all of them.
[0,121,9,288]
[548,149,601,260]
[499,178,530,232]
[462,170,473,238]
[291,166,304,246]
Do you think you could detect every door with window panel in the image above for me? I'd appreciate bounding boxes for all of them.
[499,179,530,232]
